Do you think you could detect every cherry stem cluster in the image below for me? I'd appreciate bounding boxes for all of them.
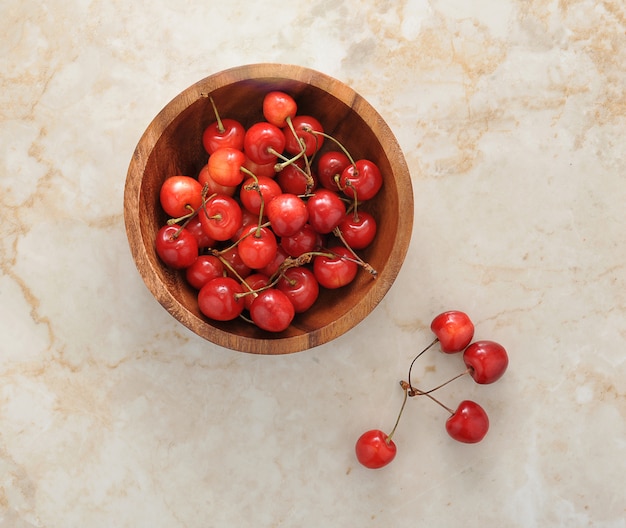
[386,339,475,438]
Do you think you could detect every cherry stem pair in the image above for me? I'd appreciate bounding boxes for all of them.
[387,339,473,440]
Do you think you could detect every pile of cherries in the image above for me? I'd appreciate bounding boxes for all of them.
[355,310,509,469]
[155,91,382,332]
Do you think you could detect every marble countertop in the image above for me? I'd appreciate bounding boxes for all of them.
[1,1,625,526]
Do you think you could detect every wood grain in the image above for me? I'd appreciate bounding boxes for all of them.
[124,63,413,354]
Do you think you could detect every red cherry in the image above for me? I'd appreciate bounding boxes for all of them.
[239,175,282,216]
[276,160,317,195]
[263,91,297,128]
[283,115,324,156]
[240,273,271,310]
[339,159,383,201]
[202,118,245,155]
[306,189,346,234]
[463,340,509,384]
[237,225,278,270]
[280,223,321,257]
[276,266,320,313]
[159,175,204,218]
[355,429,397,469]
[198,277,245,321]
[430,311,475,353]
[199,194,243,242]
[207,147,246,187]
[242,155,277,179]
[244,121,286,165]
[249,288,295,332]
[155,224,198,269]
[198,164,237,197]
[316,150,350,191]
[185,215,216,249]
[445,400,489,444]
[258,246,288,277]
[266,193,309,237]
[231,208,260,242]
[185,255,224,290]
[313,246,358,289]
[337,211,377,250]
[219,246,251,280]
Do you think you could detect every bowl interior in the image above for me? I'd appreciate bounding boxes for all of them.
[125,64,413,353]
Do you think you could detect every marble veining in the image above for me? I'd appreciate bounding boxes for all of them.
[1,0,625,526]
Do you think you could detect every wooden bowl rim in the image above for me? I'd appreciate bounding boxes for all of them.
[124,63,413,354]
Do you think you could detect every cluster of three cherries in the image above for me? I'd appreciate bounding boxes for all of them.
[355,310,509,469]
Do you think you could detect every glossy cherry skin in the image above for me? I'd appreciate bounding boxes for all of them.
[277,266,319,313]
[240,273,271,310]
[276,161,317,195]
[202,118,245,155]
[339,159,383,201]
[198,164,237,197]
[155,224,198,269]
[185,255,224,290]
[280,223,321,257]
[242,155,277,179]
[445,400,489,444]
[231,208,261,242]
[306,188,346,234]
[244,121,286,165]
[266,193,309,237]
[237,225,278,270]
[316,150,350,191]
[337,211,377,250]
[207,147,246,187]
[159,175,204,218]
[355,430,397,469]
[313,246,358,289]
[430,311,475,353]
[198,277,245,321]
[185,215,216,249]
[239,175,282,216]
[258,246,288,277]
[199,194,243,242]
[463,340,509,384]
[283,114,324,156]
[263,91,297,128]
[220,246,251,280]
[249,288,295,332]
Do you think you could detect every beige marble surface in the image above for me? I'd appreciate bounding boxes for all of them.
[1,0,625,526]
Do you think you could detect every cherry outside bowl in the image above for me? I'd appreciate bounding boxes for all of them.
[124,63,413,354]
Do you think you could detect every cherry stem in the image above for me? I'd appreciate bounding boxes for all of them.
[303,127,357,170]
[324,247,377,277]
[212,221,271,255]
[167,204,196,227]
[209,96,224,134]
[214,254,254,287]
[284,115,300,148]
[417,369,471,395]
[346,180,360,218]
[422,391,455,415]
[170,184,212,238]
[400,380,454,414]
[269,147,315,193]
[407,337,439,392]
[332,227,377,277]
[240,167,265,237]
[387,384,409,443]
[273,146,305,170]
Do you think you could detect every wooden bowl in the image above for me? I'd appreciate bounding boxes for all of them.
[124,63,413,354]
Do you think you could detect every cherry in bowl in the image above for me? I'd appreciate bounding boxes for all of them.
[124,63,413,354]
